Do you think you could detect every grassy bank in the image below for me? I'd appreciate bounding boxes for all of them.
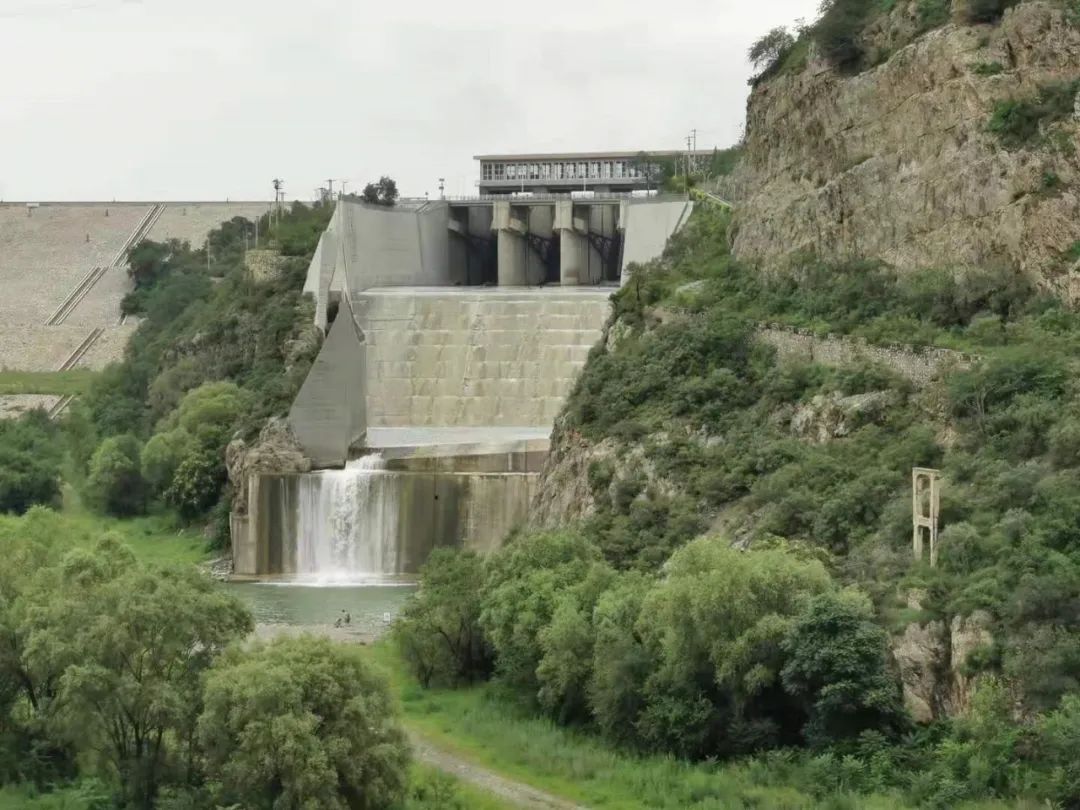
[0,504,211,568]
[0,369,98,396]
[365,643,1040,810]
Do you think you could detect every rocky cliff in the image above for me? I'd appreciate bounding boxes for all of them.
[731,2,1080,289]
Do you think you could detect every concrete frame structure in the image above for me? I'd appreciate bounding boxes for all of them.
[912,467,941,567]
[476,150,716,195]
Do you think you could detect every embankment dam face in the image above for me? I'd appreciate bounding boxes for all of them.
[235,196,693,578]
[0,201,270,419]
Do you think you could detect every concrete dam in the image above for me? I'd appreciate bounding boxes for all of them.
[233,194,693,579]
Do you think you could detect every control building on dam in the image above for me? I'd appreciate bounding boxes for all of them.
[234,166,695,579]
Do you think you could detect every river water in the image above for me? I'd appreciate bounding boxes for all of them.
[227,578,416,641]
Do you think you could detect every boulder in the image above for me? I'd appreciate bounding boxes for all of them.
[226,417,311,515]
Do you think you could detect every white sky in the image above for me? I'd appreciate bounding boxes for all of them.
[0,0,818,201]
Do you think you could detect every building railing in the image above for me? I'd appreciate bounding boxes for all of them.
[399,192,686,204]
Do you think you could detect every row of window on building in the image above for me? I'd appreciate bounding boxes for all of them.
[480,160,652,183]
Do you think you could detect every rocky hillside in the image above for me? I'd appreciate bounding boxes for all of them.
[730,1,1080,291]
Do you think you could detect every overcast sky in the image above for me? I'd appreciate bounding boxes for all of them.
[0,0,817,201]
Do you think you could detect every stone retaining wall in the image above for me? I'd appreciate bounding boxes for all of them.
[756,325,977,387]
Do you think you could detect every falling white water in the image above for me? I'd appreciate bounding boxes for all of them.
[294,454,401,583]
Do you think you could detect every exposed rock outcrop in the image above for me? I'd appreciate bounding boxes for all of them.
[732,2,1080,286]
[790,390,896,442]
[892,590,996,721]
[226,417,311,516]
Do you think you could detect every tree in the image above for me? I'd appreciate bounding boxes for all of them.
[780,590,906,747]
[635,540,833,758]
[361,176,399,207]
[480,531,605,692]
[86,434,145,516]
[748,27,794,81]
[165,445,226,518]
[140,428,195,496]
[198,636,410,810]
[393,549,492,687]
[53,548,253,808]
[0,446,59,514]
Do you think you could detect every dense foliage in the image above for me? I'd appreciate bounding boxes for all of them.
[199,637,411,810]
[0,412,62,514]
[69,202,331,537]
[396,201,1080,806]
[0,510,426,809]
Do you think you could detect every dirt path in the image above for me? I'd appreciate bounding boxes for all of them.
[408,731,590,810]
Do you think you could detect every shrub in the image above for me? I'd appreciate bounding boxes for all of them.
[198,636,410,810]
[971,61,1004,76]
[988,79,1080,148]
[781,590,907,747]
[917,0,950,30]
[394,549,492,687]
[814,0,872,70]
[86,434,145,516]
[480,531,608,694]
[634,540,834,758]
[748,26,795,82]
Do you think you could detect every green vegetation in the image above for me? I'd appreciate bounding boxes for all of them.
[916,0,951,31]
[390,202,1080,808]
[53,202,331,541]
[359,176,400,206]
[0,370,97,396]
[753,0,1024,83]
[987,77,1080,148]
[198,636,410,809]
[971,61,1005,76]
[0,412,62,514]
[0,508,431,809]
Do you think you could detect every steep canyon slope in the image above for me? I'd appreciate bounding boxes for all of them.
[730,1,1080,290]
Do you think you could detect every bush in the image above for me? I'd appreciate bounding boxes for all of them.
[781,590,907,747]
[394,549,492,687]
[988,79,1080,148]
[814,0,872,70]
[480,531,609,694]
[198,636,410,810]
[634,540,834,758]
[85,434,145,516]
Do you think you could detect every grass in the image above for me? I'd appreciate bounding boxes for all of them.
[0,499,212,569]
[0,370,98,396]
[365,643,1042,810]
[406,763,516,810]
[363,644,904,810]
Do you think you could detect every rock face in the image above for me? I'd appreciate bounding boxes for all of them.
[226,417,311,516]
[531,417,615,528]
[790,391,896,443]
[732,2,1080,286]
[892,592,996,721]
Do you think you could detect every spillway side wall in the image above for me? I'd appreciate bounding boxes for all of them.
[621,199,694,280]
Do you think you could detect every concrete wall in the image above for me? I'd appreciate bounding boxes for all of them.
[360,289,610,428]
[621,199,694,279]
[338,201,453,293]
[238,468,537,575]
[288,310,367,468]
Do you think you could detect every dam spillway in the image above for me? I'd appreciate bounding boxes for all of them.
[233,196,694,578]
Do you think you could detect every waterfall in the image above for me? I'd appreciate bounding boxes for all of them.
[294,455,401,581]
